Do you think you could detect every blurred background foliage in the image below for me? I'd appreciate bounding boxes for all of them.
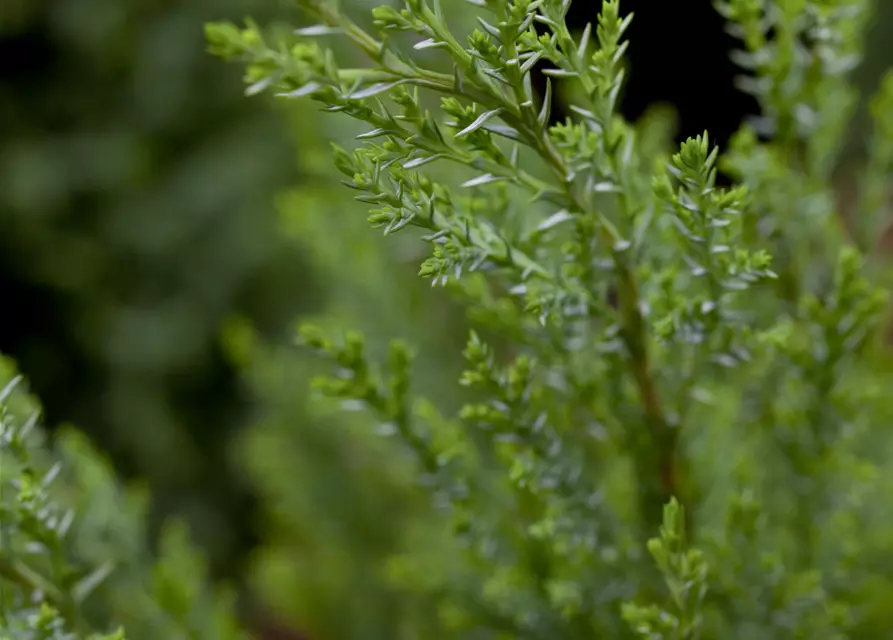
[0,0,891,636]
[0,0,319,583]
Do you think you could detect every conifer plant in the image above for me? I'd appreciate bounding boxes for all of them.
[207,0,893,637]
[0,360,249,639]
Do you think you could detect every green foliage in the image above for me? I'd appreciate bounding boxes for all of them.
[0,358,248,639]
[206,0,893,637]
[232,332,448,640]
[622,499,708,640]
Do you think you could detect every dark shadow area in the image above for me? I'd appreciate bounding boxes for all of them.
[529,0,760,154]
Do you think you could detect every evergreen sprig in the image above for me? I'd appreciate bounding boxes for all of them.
[208,0,893,636]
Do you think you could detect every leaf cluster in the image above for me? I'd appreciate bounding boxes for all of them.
[0,359,249,640]
[205,0,893,637]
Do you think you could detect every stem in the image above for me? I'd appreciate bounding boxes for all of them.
[488,10,675,529]
[511,102,676,531]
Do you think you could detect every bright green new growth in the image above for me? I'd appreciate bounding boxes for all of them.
[206,0,893,637]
